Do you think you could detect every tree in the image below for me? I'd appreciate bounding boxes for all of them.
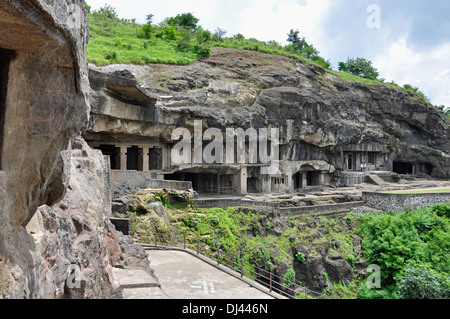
[435,105,450,119]
[84,2,91,13]
[145,14,154,24]
[213,27,227,42]
[166,13,199,31]
[338,57,379,80]
[95,4,118,19]
[287,29,308,53]
[286,29,328,67]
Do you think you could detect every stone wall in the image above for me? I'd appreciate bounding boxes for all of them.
[193,198,281,210]
[111,170,192,190]
[362,191,450,212]
[279,201,365,217]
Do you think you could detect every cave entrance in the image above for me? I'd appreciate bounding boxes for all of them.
[306,171,321,186]
[95,144,121,170]
[149,147,163,170]
[393,161,413,175]
[127,146,143,171]
[293,172,303,189]
[415,162,434,176]
[165,172,234,195]
[0,48,13,170]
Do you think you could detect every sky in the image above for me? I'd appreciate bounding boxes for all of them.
[85,0,450,108]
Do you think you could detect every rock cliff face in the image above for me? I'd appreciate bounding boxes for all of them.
[0,1,104,298]
[90,47,450,180]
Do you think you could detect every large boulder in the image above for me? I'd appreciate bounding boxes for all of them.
[26,139,123,299]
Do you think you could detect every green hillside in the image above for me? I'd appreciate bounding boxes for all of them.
[85,4,448,118]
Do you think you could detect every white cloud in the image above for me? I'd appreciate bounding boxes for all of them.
[237,0,333,45]
[374,37,450,107]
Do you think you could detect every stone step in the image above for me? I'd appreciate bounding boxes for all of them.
[365,174,388,186]
[112,267,161,289]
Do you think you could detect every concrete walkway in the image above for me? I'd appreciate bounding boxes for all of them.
[119,249,284,299]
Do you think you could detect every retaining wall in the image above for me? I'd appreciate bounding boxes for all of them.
[111,170,192,190]
[362,191,450,212]
[279,201,365,217]
[193,198,280,210]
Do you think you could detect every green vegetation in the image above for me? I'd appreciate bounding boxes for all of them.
[127,186,450,300]
[338,57,379,80]
[358,204,450,299]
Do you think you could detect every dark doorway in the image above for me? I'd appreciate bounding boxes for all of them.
[165,172,227,194]
[307,171,321,186]
[95,144,121,169]
[416,162,433,176]
[247,177,259,193]
[0,48,13,169]
[368,152,377,165]
[393,161,413,175]
[293,172,303,189]
[127,146,143,171]
[347,153,353,170]
[149,147,163,170]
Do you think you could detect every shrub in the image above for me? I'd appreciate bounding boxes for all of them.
[396,267,450,299]
[295,252,306,263]
[283,267,296,288]
[138,23,156,39]
[358,281,398,299]
[338,57,379,80]
[359,212,425,284]
[432,203,450,219]
[105,50,117,61]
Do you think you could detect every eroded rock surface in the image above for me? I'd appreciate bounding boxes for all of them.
[88,48,450,180]
[0,0,91,298]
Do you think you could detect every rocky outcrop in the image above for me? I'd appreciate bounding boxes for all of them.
[26,139,123,298]
[0,1,91,298]
[24,139,154,299]
[88,47,450,179]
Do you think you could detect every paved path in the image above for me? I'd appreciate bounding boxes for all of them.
[120,249,281,299]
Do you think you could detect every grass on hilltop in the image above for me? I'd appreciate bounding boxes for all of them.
[85,3,447,113]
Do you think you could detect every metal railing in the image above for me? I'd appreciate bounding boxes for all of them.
[134,232,334,300]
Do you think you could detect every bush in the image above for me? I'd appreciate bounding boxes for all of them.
[358,281,398,299]
[396,267,450,299]
[338,57,379,80]
[432,203,450,219]
[283,267,296,288]
[359,212,424,284]
[295,252,306,263]
[105,50,117,61]
[138,23,156,39]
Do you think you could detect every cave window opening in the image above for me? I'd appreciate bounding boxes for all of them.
[127,146,143,171]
